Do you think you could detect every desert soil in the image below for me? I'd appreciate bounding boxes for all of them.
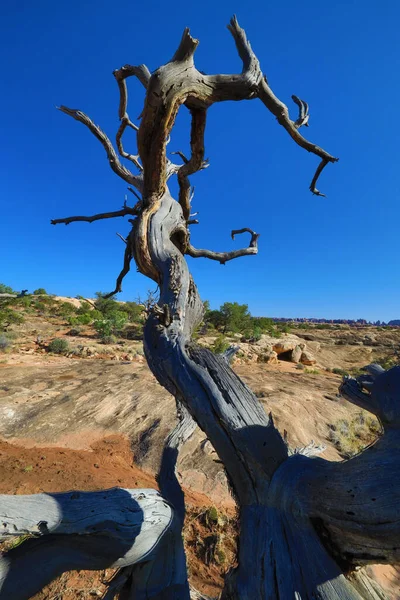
[0,305,399,598]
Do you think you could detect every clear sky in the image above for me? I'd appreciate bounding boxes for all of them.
[1,0,399,321]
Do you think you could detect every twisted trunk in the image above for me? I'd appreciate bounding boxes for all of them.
[138,189,398,599]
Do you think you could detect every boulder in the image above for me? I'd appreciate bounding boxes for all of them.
[291,345,302,363]
[273,340,297,354]
[300,350,316,365]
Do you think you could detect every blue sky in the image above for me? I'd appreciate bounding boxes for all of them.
[1,0,399,321]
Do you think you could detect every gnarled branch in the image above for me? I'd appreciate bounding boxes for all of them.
[58,106,143,191]
[51,206,138,226]
[186,228,259,264]
[113,65,150,172]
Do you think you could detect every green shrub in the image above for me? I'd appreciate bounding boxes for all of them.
[33,288,47,295]
[48,338,70,354]
[374,354,399,370]
[75,313,92,325]
[34,301,46,312]
[0,309,24,330]
[211,335,230,354]
[242,325,263,342]
[58,302,77,316]
[76,301,93,315]
[94,292,120,316]
[120,301,143,323]
[304,368,320,375]
[16,296,32,309]
[93,311,128,339]
[332,367,349,376]
[0,283,15,294]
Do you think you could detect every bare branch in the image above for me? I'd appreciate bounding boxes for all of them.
[127,186,143,204]
[175,108,208,220]
[116,118,142,170]
[292,95,309,128]
[309,158,330,196]
[113,65,150,121]
[257,76,338,195]
[51,207,138,226]
[225,16,338,196]
[104,232,135,298]
[58,106,142,191]
[113,66,148,172]
[116,232,127,244]
[113,64,151,93]
[186,228,259,264]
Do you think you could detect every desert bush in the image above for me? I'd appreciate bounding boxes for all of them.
[276,322,291,334]
[374,354,399,370]
[328,412,382,458]
[48,338,70,354]
[332,367,349,377]
[58,302,77,317]
[33,301,46,312]
[102,334,117,345]
[94,292,120,316]
[120,301,143,323]
[242,325,263,342]
[67,327,83,336]
[16,296,32,309]
[304,368,320,375]
[211,335,230,354]
[0,283,15,294]
[76,301,93,315]
[93,311,128,340]
[0,335,11,352]
[74,313,92,325]
[0,308,24,330]
[33,288,48,295]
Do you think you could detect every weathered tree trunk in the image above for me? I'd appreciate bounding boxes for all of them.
[1,15,398,600]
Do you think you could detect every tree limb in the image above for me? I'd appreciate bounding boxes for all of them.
[341,364,400,425]
[186,228,259,264]
[51,206,138,226]
[157,398,197,523]
[292,94,310,128]
[113,66,149,172]
[188,17,337,196]
[103,224,136,297]
[58,106,143,191]
[175,108,208,221]
[0,488,173,600]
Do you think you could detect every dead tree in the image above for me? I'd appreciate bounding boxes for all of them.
[1,16,399,599]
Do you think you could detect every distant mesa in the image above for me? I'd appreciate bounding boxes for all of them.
[388,320,400,326]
